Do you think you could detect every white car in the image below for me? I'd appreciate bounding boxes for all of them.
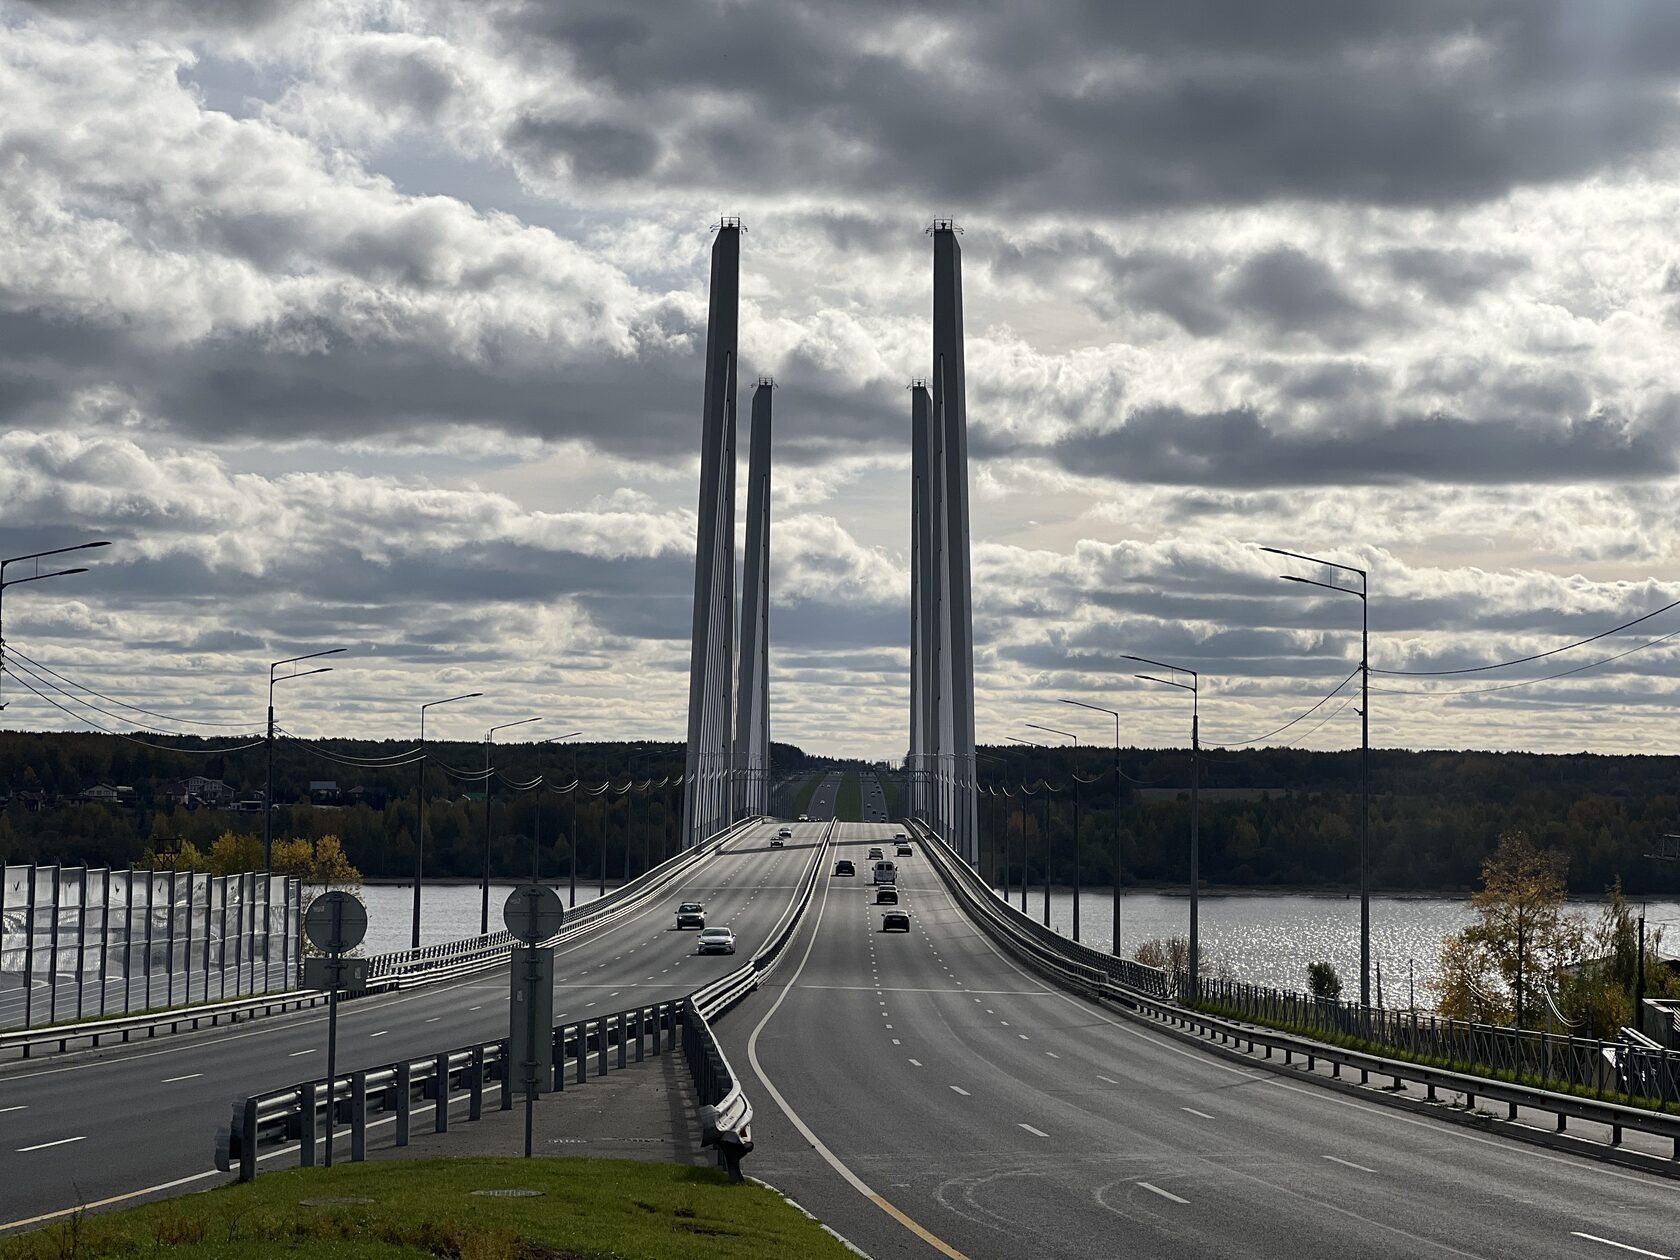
[798,814,810,822]
[697,926,737,955]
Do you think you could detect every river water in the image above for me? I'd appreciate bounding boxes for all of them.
[993,888,1680,1003]
[353,881,1676,1007]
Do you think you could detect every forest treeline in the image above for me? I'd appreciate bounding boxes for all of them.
[0,730,815,881]
[4,730,1679,894]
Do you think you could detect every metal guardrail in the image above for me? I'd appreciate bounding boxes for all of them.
[216,997,689,1181]
[1192,974,1680,1111]
[216,819,832,1182]
[12,818,767,1060]
[909,819,1680,1175]
[1,988,328,1058]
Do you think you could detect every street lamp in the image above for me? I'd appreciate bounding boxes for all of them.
[0,540,111,711]
[483,717,542,933]
[414,691,482,949]
[1026,722,1081,941]
[1008,736,1051,922]
[1062,698,1122,958]
[532,731,582,880]
[1262,543,1371,1008]
[264,648,344,870]
[1121,655,1200,995]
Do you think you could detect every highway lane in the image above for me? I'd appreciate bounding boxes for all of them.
[0,819,825,1230]
[803,771,842,821]
[729,823,1680,1260]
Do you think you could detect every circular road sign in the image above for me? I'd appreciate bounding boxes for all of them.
[503,883,565,945]
[304,890,368,954]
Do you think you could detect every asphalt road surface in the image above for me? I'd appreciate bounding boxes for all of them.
[0,820,825,1231]
[725,823,1680,1260]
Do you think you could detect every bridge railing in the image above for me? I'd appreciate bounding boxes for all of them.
[911,820,1680,1175]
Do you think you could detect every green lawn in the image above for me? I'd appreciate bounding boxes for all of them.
[1,1158,853,1260]
[835,773,862,822]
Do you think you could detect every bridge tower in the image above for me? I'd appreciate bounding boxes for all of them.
[682,219,741,849]
[908,221,979,864]
[733,378,775,817]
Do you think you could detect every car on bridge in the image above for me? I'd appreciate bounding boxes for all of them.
[676,902,705,929]
[881,908,910,932]
[867,846,884,860]
[872,859,897,885]
[875,886,899,905]
[798,814,810,822]
[896,842,913,856]
[771,826,791,847]
[696,926,737,955]
[833,859,855,876]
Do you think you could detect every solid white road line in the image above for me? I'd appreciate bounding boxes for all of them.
[369,1030,388,1038]
[288,1049,315,1057]
[1018,1124,1049,1138]
[1323,1155,1376,1173]
[0,1106,26,1114]
[950,1086,971,1096]
[162,1073,203,1083]
[1181,1107,1214,1120]
[909,1058,924,1067]
[1097,1075,1119,1085]
[1571,1233,1673,1259]
[1138,1181,1188,1205]
[17,1136,84,1153]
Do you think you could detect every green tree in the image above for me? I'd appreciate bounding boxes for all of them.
[1307,960,1342,1000]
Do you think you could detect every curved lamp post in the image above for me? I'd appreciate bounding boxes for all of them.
[0,540,111,712]
[1062,698,1122,957]
[483,716,542,932]
[1122,655,1199,995]
[1262,543,1370,1007]
[264,648,343,870]
[413,691,482,949]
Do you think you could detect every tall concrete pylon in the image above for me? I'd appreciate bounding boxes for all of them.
[733,378,774,817]
[907,221,978,864]
[682,220,740,849]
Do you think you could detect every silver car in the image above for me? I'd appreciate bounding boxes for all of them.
[697,926,737,955]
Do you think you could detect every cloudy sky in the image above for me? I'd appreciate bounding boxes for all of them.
[4,0,1680,761]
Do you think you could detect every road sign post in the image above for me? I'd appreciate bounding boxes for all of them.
[303,891,368,1170]
[503,884,563,1157]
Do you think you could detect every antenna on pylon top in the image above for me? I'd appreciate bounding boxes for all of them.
[711,215,745,233]
[925,218,962,236]
[908,378,928,389]
[755,376,777,389]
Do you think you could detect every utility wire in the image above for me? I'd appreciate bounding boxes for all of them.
[276,733,425,770]
[5,642,256,728]
[1,665,268,754]
[1206,667,1360,748]
[273,726,423,764]
[1372,595,1680,676]
[1371,625,1680,698]
[4,655,263,740]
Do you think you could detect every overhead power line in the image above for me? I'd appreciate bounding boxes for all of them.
[4,641,258,728]
[1372,595,1680,676]
[0,664,267,755]
[1207,667,1359,748]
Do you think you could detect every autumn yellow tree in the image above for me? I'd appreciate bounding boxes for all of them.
[207,831,263,874]
[1435,829,1582,1027]
[269,834,362,885]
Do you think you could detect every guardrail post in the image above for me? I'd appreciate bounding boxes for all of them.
[351,1071,367,1162]
[434,1053,450,1133]
[240,1096,259,1183]
[576,1023,588,1084]
[396,1062,411,1146]
[636,1007,646,1062]
[300,1082,318,1167]
[500,1038,514,1111]
[597,1017,608,1077]
[552,1026,564,1093]
[667,1001,678,1054]
[618,1013,628,1069]
[470,1045,484,1120]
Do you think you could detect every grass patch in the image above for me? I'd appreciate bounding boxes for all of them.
[2,1158,853,1260]
[835,774,862,823]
